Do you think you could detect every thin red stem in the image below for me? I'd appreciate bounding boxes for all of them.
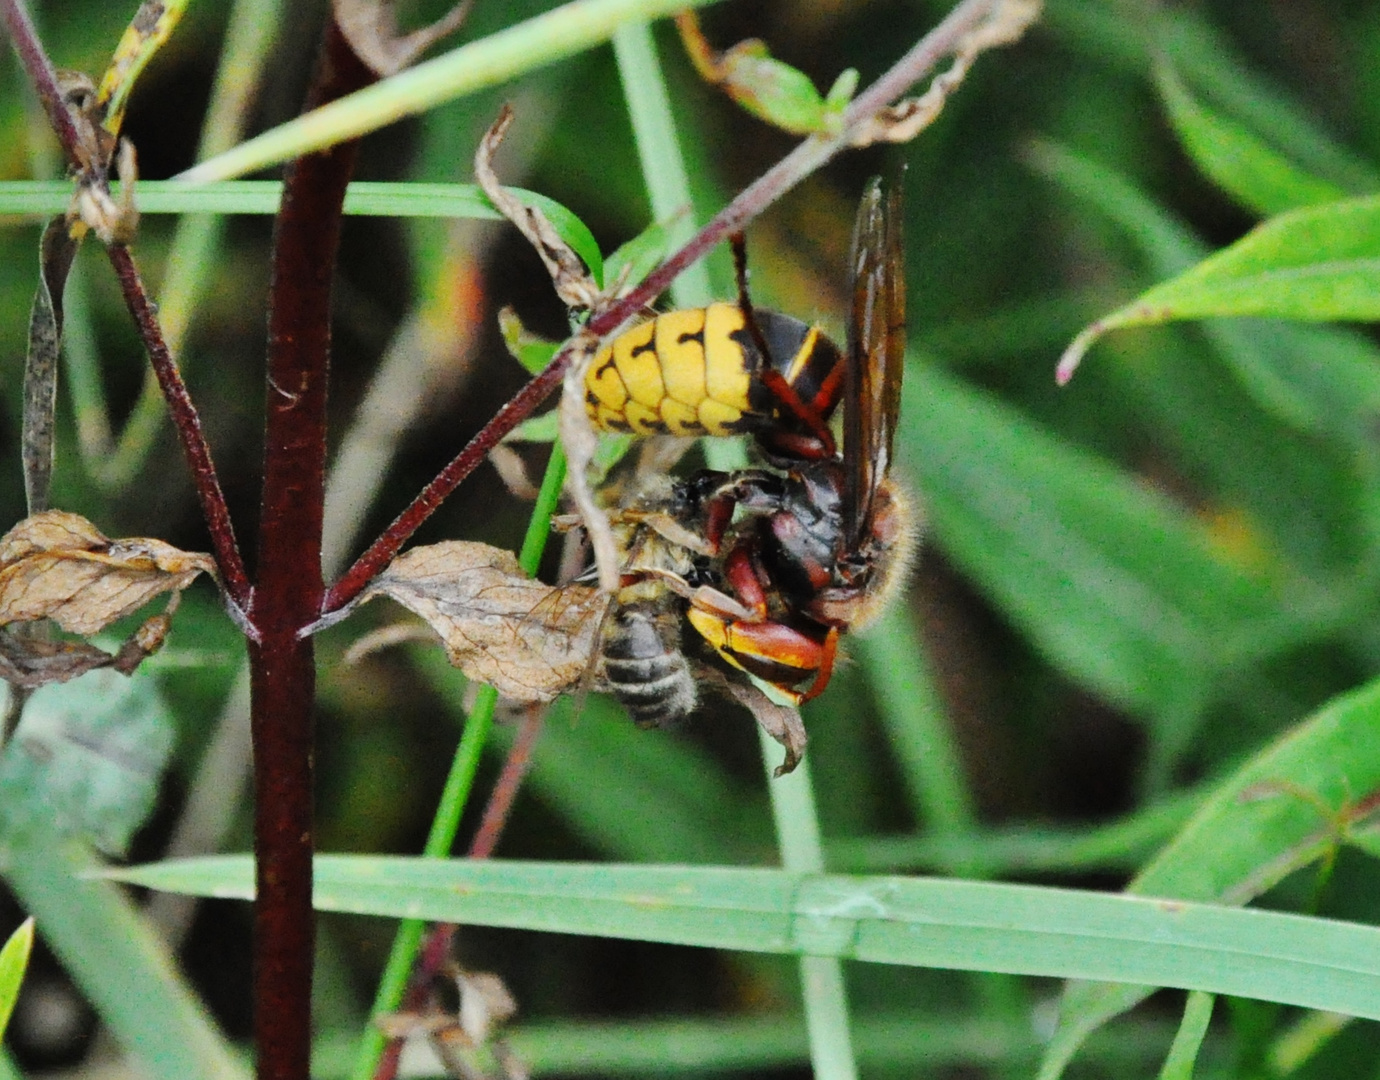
[7,0,252,606]
[324,0,1005,612]
[372,704,546,1080]
[324,362,566,611]
[107,246,252,609]
[1,0,83,163]
[248,19,374,1080]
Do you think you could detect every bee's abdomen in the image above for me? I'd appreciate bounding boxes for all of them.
[601,605,697,727]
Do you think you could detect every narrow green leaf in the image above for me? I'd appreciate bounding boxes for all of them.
[1034,137,1380,448]
[97,0,189,135]
[0,182,603,288]
[1159,15,1380,194]
[829,787,1202,876]
[0,670,175,857]
[1268,1009,1351,1076]
[23,218,80,513]
[604,215,676,295]
[313,1011,1198,1076]
[905,364,1292,722]
[4,827,243,1080]
[852,606,975,836]
[1042,675,1380,1077]
[106,855,1380,1022]
[1155,63,1347,217]
[1058,195,1380,381]
[0,918,34,1042]
[176,0,719,184]
[1157,991,1214,1080]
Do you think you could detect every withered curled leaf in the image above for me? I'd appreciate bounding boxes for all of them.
[362,541,605,703]
[23,218,82,514]
[0,510,216,635]
[699,665,807,776]
[334,0,473,76]
[475,107,601,311]
[0,634,120,690]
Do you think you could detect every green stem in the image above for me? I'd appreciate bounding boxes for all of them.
[613,19,858,1080]
[349,443,566,1080]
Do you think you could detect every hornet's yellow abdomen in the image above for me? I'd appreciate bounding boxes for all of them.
[585,302,766,437]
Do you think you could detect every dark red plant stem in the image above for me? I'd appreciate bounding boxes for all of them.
[323,0,1004,614]
[248,20,374,1080]
[1,0,83,163]
[372,705,546,1080]
[7,0,251,604]
[107,246,252,608]
[324,361,566,611]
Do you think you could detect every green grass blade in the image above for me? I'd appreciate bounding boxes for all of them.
[177,0,717,184]
[0,182,602,282]
[7,830,244,1080]
[1157,991,1215,1080]
[1042,673,1380,1076]
[1155,63,1347,217]
[313,1010,1198,1076]
[852,605,975,836]
[613,19,856,1079]
[611,20,710,308]
[905,364,1295,723]
[107,855,1380,1022]
[0,918,33,1042]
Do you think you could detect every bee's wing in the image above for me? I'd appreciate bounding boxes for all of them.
[843,176,906,547]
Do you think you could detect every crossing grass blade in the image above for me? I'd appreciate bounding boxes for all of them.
[106,855,1380,1023]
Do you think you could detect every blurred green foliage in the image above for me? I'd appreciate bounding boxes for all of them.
[5,1,1380,1078]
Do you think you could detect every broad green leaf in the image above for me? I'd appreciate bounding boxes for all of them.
[2,824,243,1080]
[108,855,1380,1022]
[906,364,1296,723]
[1031,140,1380,588]
[1058,195,1380,382]
[1042,674,1380,1077]
[1155,63,1348,217]
[0,669,174,856]
[0,918,33,1042]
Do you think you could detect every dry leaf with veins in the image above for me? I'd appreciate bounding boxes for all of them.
[0,511,215,635]
[361,541,606,703]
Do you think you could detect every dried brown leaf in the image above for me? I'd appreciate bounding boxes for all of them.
[849,0,1042,148]
[363,541,606,703]
[700,665,807,776]
[454,970,517,1045]
[334,0,473,76]
[0,511,215,635]
[0,632,119,690]
[475,107,601,310]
